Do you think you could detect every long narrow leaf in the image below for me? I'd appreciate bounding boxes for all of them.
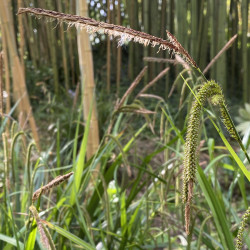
[0,234,24,250]
[197,166,234,249]
[43,221,95,250]
[25,220,37,250]
[70,102,93,205]
[209,118,250,181]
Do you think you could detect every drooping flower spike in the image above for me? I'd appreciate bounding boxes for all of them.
[18,7,198,68]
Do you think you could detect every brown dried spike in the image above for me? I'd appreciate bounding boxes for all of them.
[166,31,198,68]
[32,172,73,201]
[184,180,194,235]
[29,205,56,250]
[17,8,184,58]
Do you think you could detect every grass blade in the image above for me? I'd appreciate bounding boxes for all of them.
[25,220,37,250]
[209,118,250,181]
[43,221,95,250]
[197,165,234,249]
[70,101,92,205]
[0,234,24,250]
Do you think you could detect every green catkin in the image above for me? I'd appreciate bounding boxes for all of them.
[183,81,222,202]
[236,206,250,250]
[210,94,238,140]
[183,80,236,234]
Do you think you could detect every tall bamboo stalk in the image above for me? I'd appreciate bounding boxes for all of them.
[77,0,100,162]
[159,0,167,73]
[190,0,198,61]
[176,0,187,51]
[149,0,159,80]
[111,0,117,64]
[143,0,149,84]
[106,0,111,93]
[209,0,218,79]
[241,0,249,102]
[0,22,11,118]
[166,0,175,94]
[68,0,76,87]
[116,0,121,96]
[229,0,238,95]
[198,0,209,71]
[216,0,227,91]
[17,0,25,69]
[47,0,59,96]
[24,0,38,69]
[57,0,69,92]
[0,0,40,149]
[126,0,136,80]
[0,52,3,117]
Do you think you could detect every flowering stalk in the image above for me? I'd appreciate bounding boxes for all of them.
[18,7,198,68]
[29,205,56,250]
[235,206,250,250]
[183,81,238,234]
[32,172,73,201]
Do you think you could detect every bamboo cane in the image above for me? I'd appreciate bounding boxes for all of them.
[106,0,111,93]
[0,1,40,149]
[116,0,121,96]
[77,0,100,162]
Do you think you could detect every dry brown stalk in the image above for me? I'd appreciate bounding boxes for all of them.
[106,66,148,137]
[117,66,148,109]
[138,94,165,102]
[32,172,74,201]
[143,57,177,65]
[175,55,191,72]
[18,7,197,68]
[184,181,193,235]
[166,31,197,67]
[137,67,170,97]
[203,34,238,74]
[117,106,155,115]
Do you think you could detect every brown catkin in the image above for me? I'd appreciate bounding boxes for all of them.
[32,172,73,201]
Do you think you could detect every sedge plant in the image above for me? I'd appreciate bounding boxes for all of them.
[8,6,250,249]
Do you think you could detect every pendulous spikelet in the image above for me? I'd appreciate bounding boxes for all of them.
[235,206,250,250]
[183,80,237,234]
[32,172,73,201]
[29,205,56,250]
